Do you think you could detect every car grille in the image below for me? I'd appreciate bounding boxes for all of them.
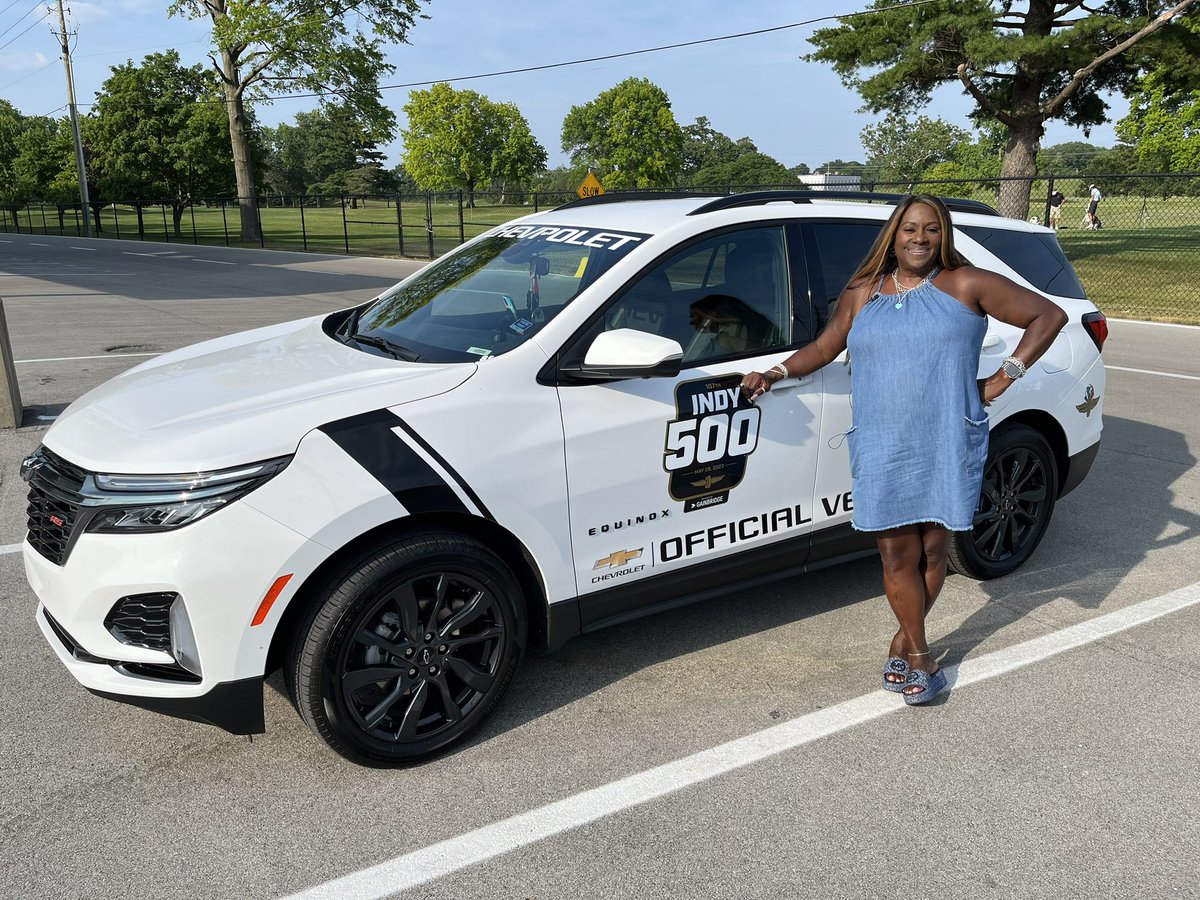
[25,447,91,566]
[104,593,177,653]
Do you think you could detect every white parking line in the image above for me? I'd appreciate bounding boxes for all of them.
[1108,317,1199,330]
[192,258,235,265]
[70,246,96,251]
[283,579,1200,900]
[0,543,23,555]
[15,352,159,364]
[1106,365,1200,382]
[31,242,49,247]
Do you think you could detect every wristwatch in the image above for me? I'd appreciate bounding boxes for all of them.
[1001,356,1027,379]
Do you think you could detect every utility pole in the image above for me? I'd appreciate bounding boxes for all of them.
[52,0,91,238]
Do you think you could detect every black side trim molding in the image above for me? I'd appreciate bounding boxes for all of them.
[87,677,266,735]
[320,409,471,516]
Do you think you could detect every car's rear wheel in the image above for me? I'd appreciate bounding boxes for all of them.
[949,423,1058,580]
[288,532,525,765]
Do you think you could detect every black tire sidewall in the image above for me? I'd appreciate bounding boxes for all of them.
[289,533,526,765]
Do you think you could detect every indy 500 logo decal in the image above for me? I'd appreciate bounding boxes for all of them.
[663,373,760,512]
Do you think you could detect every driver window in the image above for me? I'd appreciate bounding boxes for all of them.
[604,226,790,367]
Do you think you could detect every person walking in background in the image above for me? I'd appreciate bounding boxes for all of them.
[1049,190,1066,230]
[741,195,1067,705]
[1087,183,1103,229]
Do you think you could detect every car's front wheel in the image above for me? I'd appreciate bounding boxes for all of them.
[949,423,1059,580]
[288,532,526,765]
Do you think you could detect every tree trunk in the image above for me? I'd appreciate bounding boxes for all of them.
[90,202,103,233]
[997,120,1041,219]
[173,203,186,237]
[218,47,261,243]
[135,205,146,238]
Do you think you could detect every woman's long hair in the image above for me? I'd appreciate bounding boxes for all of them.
[846,194,972,292]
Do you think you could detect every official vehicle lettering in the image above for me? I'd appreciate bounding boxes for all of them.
[588,510,670,536]
[658,504,812,561]
[494,224,645,252]
[594,548,644,569]
[820,491,854,518]
[664,374,761,511]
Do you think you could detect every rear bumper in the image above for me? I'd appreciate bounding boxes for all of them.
[1060,438,1100,498]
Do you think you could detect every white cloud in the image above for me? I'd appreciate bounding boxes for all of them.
[0,52,50,73]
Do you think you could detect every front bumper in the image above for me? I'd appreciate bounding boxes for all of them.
[24,497,326,727]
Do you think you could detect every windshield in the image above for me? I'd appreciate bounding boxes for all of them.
[344,223,649,362]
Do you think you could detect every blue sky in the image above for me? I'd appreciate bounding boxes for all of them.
[0,0,1124,170]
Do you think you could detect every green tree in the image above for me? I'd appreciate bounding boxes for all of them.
[815,159,867,176]
[693,153,800,188]
[861,115,972,187]
[0,100,26,211]
[561,77,684,189]
[681,116,744,175]
[1118,75,1200,172]
[1037,140,1106,175]
[807,0,1200,218]
[264,103,388,200]
[89,51,236,237]
[169,0,426,242]
[402,83,547,206]
[11,116,81,228]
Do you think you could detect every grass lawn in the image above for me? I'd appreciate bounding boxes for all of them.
[6,192,1199,324]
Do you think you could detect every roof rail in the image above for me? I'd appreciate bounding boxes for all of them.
[555,190,723,210]
[686,190,1000,217]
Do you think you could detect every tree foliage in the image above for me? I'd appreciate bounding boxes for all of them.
[402,83,547,204]
[90,51,236,234]
[561,77,684,189]
[1118,75,1200,172]
[679,116,796,187]
[860,115,972,186]
[807,0,1200,216]
[169,0,426,240]
[263,103,388,198]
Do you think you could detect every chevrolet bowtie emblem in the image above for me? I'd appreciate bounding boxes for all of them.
[689,474,726,491]
[1075,384,1098,417]
[594,548,643,569]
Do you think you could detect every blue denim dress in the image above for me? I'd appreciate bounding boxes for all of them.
[844,270,989,532]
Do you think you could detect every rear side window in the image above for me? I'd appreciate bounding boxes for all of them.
[959,226,1087,299]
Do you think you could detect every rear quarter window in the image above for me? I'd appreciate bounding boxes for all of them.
[958,226,1087,299]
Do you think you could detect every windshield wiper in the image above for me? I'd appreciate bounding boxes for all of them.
[348,332,422,361]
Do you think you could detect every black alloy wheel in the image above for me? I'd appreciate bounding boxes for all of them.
[949,423,1058,580]
[288,533,525,764]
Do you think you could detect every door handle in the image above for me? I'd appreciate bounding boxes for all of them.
[982,334,1004,351]
[773,374,812,392]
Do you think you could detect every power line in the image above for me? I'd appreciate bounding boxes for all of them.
[0,0,39,26]
[69,0,943,110]
[0,0,44,41]
[0,57,54,93]
[0,6,50,52]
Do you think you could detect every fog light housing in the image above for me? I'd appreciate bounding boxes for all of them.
[169,596,202,677]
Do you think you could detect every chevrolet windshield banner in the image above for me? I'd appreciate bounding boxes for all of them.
[663,373,761,512]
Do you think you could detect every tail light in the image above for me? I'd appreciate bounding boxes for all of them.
[1082,311,1107,353]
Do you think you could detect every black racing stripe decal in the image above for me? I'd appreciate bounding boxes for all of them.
[320,409,469,516]
[390,417,496,522]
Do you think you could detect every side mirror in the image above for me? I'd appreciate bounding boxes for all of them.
[577,328,683,380]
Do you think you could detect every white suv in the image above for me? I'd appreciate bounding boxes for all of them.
[22,191,1107,764]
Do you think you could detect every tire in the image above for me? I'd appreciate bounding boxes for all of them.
[287,532,526,765]
[948,423,1059,580]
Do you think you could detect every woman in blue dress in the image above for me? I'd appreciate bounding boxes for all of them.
[741,196,1067,704]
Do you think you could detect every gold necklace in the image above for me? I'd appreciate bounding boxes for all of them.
[891,268,933,309]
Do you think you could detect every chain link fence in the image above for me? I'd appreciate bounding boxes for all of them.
[3,174,1198,323]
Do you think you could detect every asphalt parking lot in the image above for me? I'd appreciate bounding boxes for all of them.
[1,233,1198,900]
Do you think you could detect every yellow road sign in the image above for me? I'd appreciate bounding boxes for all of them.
[577,171,605,199]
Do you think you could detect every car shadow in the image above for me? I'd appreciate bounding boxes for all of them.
[470,413,1196,748]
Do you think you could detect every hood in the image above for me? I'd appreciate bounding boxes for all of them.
[44,316,475,472]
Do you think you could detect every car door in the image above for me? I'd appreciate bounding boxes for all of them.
[553,224,823,628]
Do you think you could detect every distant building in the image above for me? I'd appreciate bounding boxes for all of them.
[798,173,862,192]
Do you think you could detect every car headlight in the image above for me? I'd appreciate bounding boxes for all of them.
[84,457,291,533]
